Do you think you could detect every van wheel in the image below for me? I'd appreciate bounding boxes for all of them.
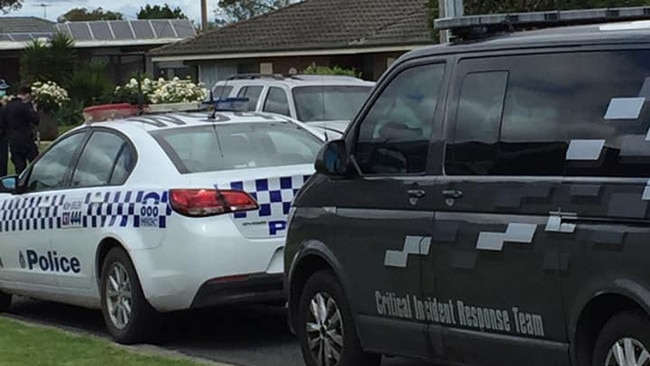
[297,270,381,366]
[592,310,650,366]
[100,248,159,344]
[0,291,11,312]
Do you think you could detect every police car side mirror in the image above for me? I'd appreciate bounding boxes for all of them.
[0,175,17,193]
[315,140,348,176]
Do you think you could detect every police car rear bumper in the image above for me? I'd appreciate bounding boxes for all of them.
[190,273,285,308]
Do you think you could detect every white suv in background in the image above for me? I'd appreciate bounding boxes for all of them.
[212,74,376,139]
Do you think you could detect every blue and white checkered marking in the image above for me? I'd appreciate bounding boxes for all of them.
[229,175,311,220]
[0,190,172,232]
[1,195,66,232]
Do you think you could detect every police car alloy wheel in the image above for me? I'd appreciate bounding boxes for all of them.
[0,290,11,312]
[298,270,381,366]
[100,248,159,344]
[593,311,650,366]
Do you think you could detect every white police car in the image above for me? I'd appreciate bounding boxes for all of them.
[0,109,322,344]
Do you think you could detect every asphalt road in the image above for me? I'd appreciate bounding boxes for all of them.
[7,297,433,366]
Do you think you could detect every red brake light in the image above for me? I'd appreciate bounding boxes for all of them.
[169,189,258,217]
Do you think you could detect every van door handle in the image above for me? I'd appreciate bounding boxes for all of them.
[442,190,463,199]
[408,189,426,198]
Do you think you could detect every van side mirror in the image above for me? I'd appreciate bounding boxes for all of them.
[315,140,348,176]
[0,175,17,193]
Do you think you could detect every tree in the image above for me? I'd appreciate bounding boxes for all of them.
[215,0,291,24]
[0,0,21,14]
[20,31,76,87]
[137,4,187,19]
[57,7,124,22]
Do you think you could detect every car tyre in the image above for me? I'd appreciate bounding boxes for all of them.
[0,290,11,312]
[297,270,381,366]
[592,310,650,366]
[100,247,159,344]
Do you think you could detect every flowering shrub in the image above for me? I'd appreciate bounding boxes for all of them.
[114,76,207,105]
[113,77,154,105]
[31,81,70,112]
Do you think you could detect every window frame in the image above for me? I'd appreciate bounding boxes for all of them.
[68,128,138,189]
[443,58,511,177]
[18,129,91,194]
[346,58,450,177]
[262,86,291,117]
[237,85,264,111]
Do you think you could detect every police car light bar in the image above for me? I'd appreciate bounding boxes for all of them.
[434,6,650,41]
[203,97,250,112]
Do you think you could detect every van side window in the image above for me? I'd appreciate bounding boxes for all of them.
[354,63,445,175]
[237,86,263,111]
[263,87,290,116]
[445,71,508,175]
[499,51,650,177]
[447,50,650,177]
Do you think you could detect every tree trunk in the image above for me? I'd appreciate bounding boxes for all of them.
[38,110,58,141]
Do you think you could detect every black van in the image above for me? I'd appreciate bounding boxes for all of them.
[284,6,650,366]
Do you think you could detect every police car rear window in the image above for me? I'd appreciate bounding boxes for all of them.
[151,122,322,174]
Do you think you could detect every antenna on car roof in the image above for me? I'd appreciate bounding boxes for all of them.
[136,71,145,116]
[321,72,329,142]
[435,6,650,42]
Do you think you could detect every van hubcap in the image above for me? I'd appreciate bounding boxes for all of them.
[106,263,132,330]
[306,292,343,366]
[606,338,650,366]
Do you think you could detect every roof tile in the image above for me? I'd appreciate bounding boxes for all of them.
[152,0,432,56]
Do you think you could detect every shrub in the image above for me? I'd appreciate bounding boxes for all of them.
[31,81,70,112]
[303,63,361,78]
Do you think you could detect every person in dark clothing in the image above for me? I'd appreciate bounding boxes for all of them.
[3,85,39,175]
[0,79,10,177]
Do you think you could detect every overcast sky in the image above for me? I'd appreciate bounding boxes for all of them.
[4,0,212,23]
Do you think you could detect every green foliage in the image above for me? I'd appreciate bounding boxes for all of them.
[48,32,77,88]
[0,0,21,13]
[53,99,84,127]
[57,7,124,22]
[303,64,361,78]
[19,32,76,88]
[215,0,290,24]
[137,4,187,19]
[68,60,114,107]
[19,39,50,84]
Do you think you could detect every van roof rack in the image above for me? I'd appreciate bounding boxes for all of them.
[226,73,285,80]
[288,74,360,81]
[434,6,650,42]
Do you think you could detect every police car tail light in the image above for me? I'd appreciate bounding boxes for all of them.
[169,189,258,217]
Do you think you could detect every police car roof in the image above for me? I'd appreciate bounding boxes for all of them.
[84,111,295,133]
[405,18,650,61]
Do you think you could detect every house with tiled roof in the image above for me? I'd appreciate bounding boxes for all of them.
[0,16,196,88]
[0,16,55,33]
[150,0,433,86]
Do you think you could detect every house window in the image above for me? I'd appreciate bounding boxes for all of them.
[260,62,273,74]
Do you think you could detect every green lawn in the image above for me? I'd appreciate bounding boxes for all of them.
[0,317,202,366]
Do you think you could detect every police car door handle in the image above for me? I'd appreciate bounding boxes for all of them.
[442,189,463,199]
[408,189,426,198]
